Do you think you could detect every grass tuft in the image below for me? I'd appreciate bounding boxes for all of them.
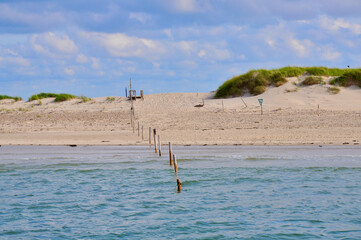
[106,97,116,101]
[54,94,77,102]
[327,87,340,94]
[28,93,58,101]
[330,69,361,87]
[0,95,23,101]
[28,93,84,102]
[301,76,325,86]
[80,95,92,103]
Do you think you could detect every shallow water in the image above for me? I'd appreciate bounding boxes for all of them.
[1,145,361,239]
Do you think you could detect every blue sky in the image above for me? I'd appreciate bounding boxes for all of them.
[1,0,361,98]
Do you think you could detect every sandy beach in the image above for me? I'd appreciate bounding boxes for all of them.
[1,77,361,146]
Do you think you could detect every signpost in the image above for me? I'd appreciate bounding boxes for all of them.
[258,99,263,115]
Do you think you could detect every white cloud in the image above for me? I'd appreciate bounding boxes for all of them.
[163,29,173,38]
[76,54,88,64]
[91,57,100,69]
[129,12,152,24]
[238,54,246,60]
[31,32,78,57]
[171,0,198,13]
[319,15,361,35]
[198,50,206,57]
[200,43,231,61]
[287,37,313,58]
[80,32,166,60]
[152,62,160,70]
[296,20,310,24]
[64,67,75,75]
[0,55,30,67]
[319,45,342,61]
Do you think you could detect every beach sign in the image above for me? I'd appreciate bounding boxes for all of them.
[258,99,263,115]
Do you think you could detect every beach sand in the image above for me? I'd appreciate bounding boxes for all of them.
[1,77,361,146]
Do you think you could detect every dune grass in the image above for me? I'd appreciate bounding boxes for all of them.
[327,87,340,94]
[28,93,80,102]
[28,93,58,101]
[0,95,23,101]
[330,69,361,87]
[301,76,325,86]
[54,94,77,102]
[215,66,360,98]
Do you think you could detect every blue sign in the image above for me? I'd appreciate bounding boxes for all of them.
[258,99,263,106]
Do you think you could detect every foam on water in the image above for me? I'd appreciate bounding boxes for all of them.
[1,146,361,239]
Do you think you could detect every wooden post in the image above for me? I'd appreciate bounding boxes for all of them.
[153,129,157,153]
[142,126,144,140]
[130,90,134,127]
[169,142,173,166]
[261,105,263,115]
[158,135,161,156]
[241,97,247,108]
[222,100,224,112]
[140,90,144,100]
[176,179,182,192]
[125,87,127,97]
[173,154,178,173]
[130,111,133,128]
[130,91,133,128]
[149,127,151,145]
[318,104,320,116]
[137,122,140,136]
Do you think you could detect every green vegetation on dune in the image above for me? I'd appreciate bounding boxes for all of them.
[28,93,58,101]
[330,69,361,87]
[54,93,77,102]
[0,95,23,101]
[215,66,361,98]
[301,76,325,86]
[28,93,83,102]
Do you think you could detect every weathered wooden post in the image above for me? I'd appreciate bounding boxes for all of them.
[137,122,140,136]
[153,129,157,153]
[173,154,178,173]
[222,100,224,112]
[140,90,144,100]
[241,96,247,108]
[176,179,182,192]
[318,104,320,116]
[169,142,173,166]
[158,135,161,156]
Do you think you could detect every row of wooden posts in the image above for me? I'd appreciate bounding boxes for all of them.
[130,116,181,192]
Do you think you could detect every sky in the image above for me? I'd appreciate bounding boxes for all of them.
[0,0,361,98]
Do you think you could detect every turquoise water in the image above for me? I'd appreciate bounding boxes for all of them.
[1,146,361,239]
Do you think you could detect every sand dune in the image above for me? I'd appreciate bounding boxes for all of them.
[1,78,361,146]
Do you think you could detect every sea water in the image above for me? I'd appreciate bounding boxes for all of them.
[1,145,361,239]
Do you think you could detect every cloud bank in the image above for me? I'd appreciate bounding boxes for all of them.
[0,0,360,97]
